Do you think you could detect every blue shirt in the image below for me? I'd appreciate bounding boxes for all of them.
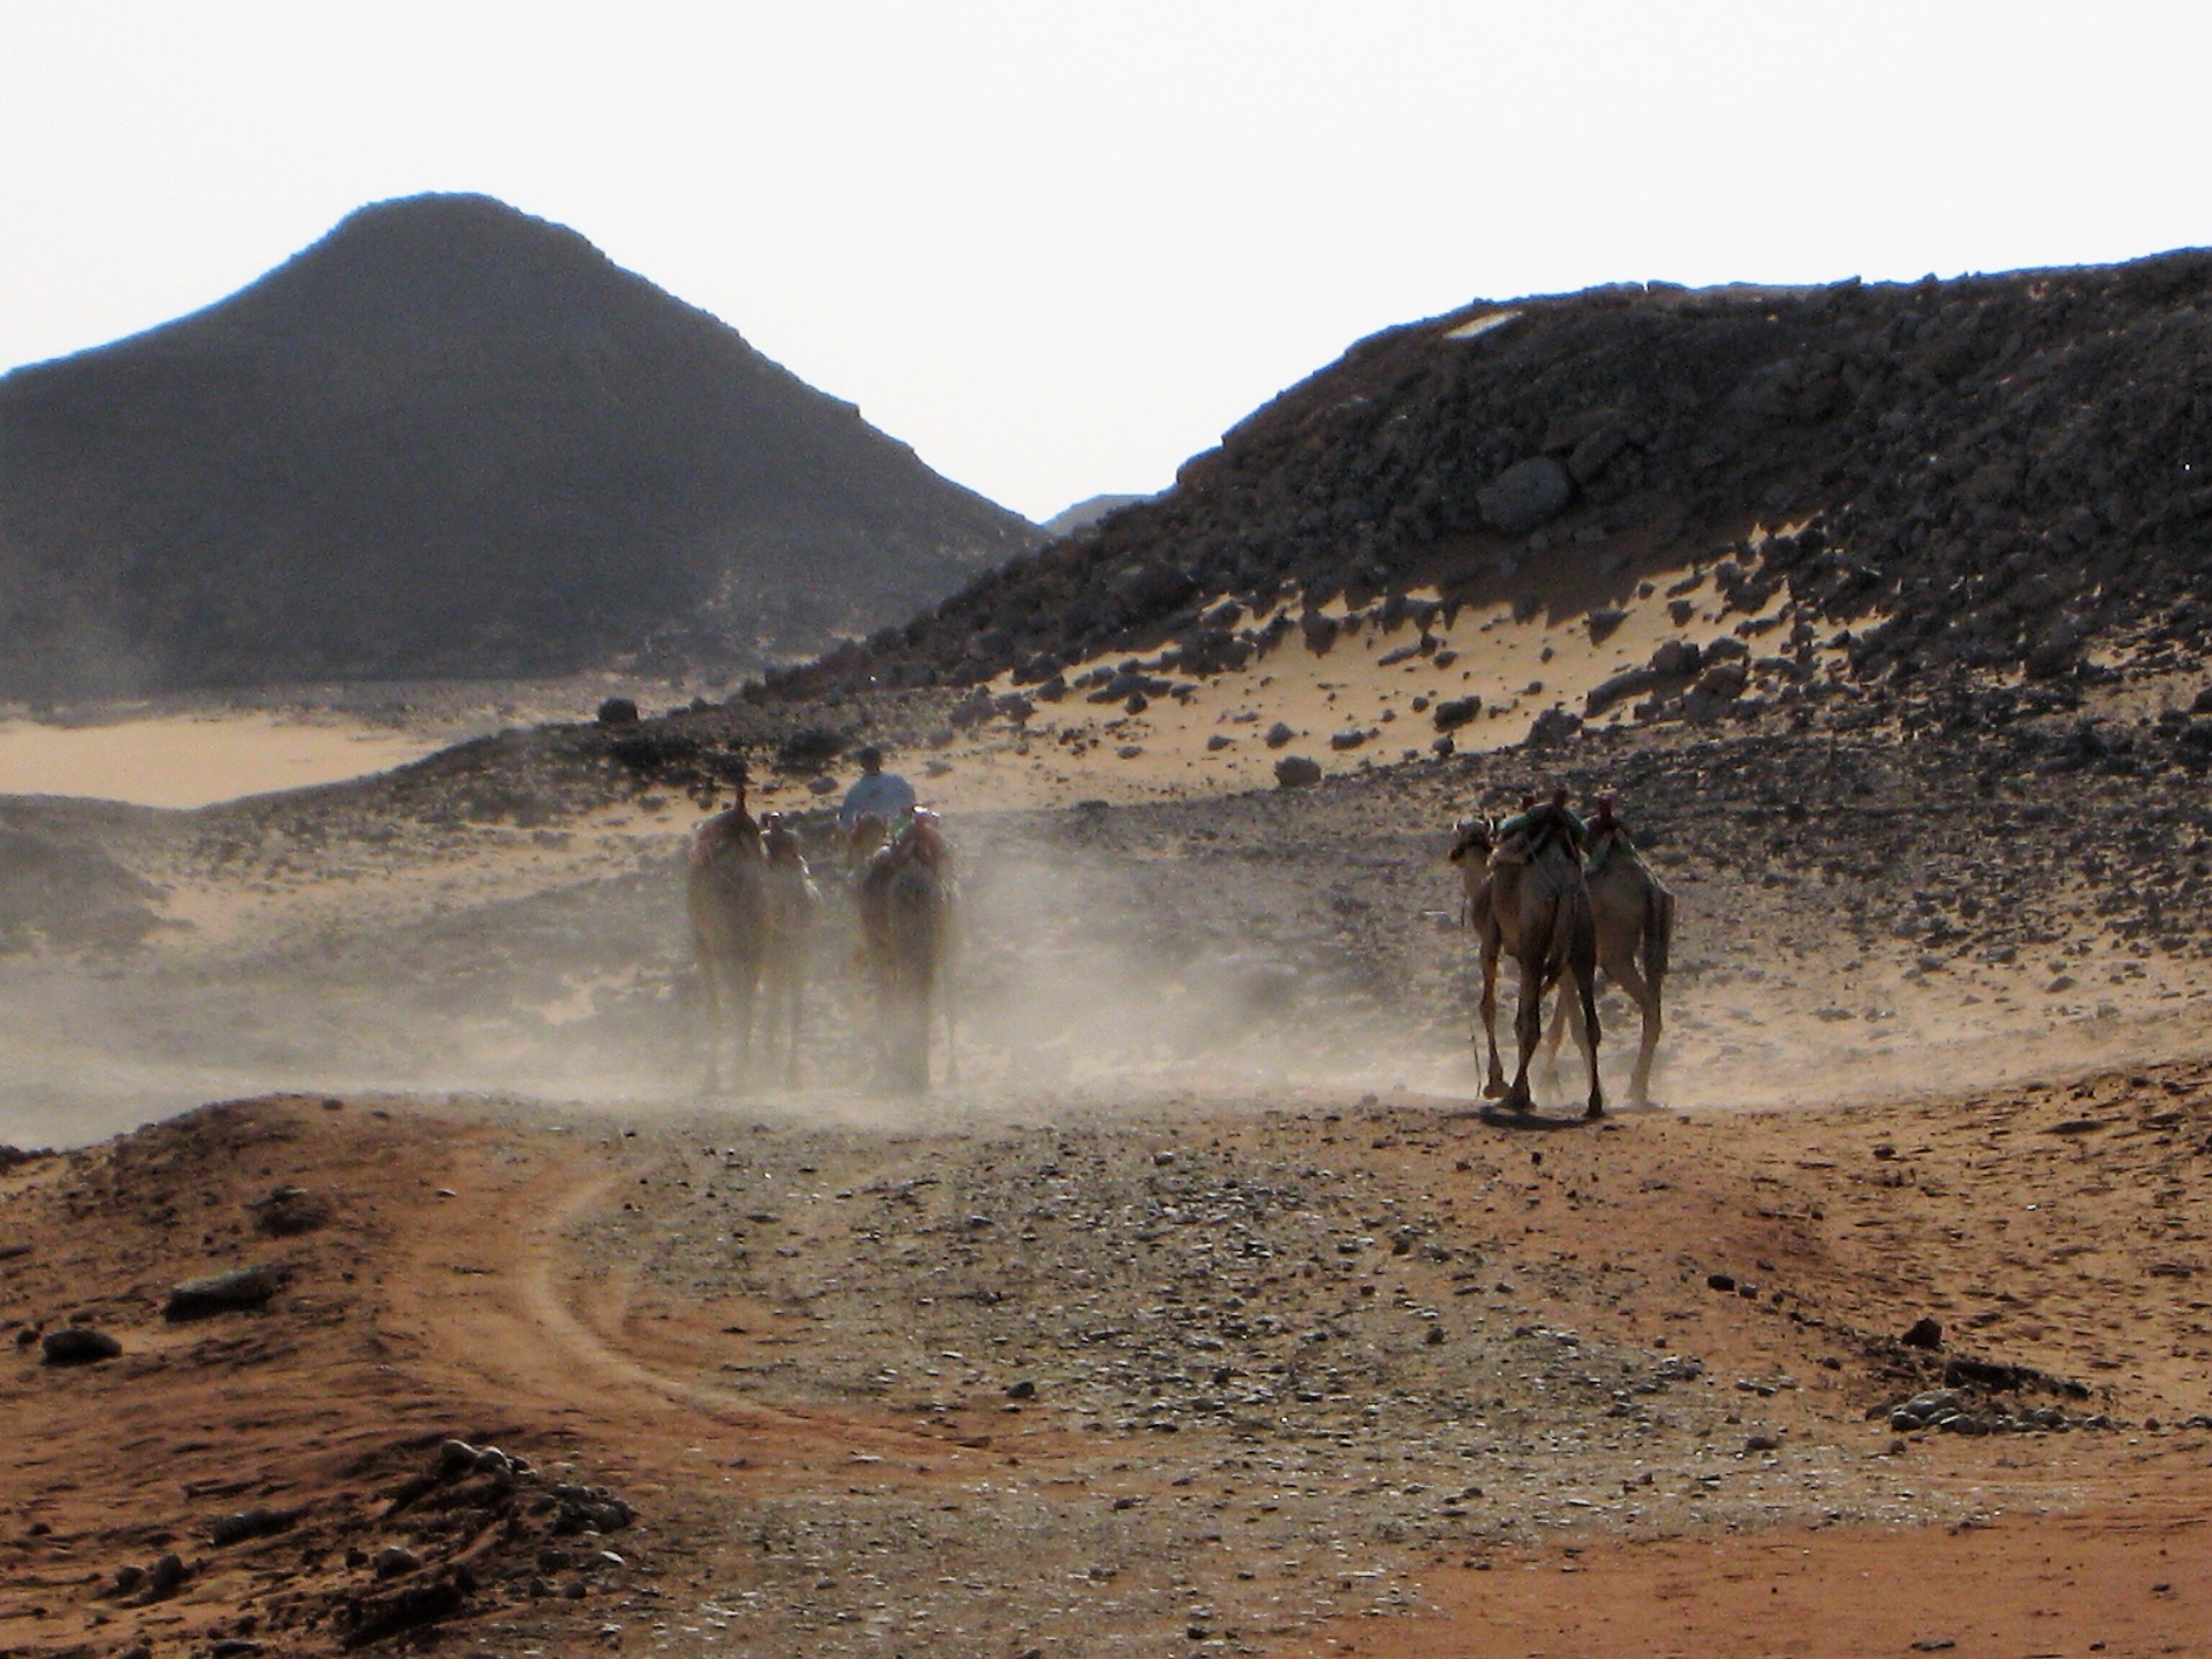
[839,770,917,830]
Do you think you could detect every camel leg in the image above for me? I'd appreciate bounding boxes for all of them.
[941,966,959,1087]
[914,954,938,1092]
[784,965,805,1089]
[862,953,888,1089]
[732,961,760,1092]
[1556,973,1590,1064]
[696,945,725,1095]
[1575,965,1604,1119]
[1504,956,1545,1114]
[1478,935,1508,1099]
[1609,953,1659,1107]
[902,977,930,1094]
[938,902,959,1087]
[1538,991,1569,1092]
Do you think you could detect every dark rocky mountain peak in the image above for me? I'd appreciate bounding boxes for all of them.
[0,193,1038,698]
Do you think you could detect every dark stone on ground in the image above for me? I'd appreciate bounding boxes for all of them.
[166,1262,291,1321]
[1902,1316,1944,1350]
[40,1326,121,1364]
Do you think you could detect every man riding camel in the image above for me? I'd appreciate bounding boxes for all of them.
[839,747,917,835]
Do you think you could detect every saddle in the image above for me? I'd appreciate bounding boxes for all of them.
[1491,805,1583,869]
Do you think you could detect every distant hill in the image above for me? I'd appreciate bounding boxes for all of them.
[765,249,2212,714]
[0,194,1039,698]
[1040,493,1156,540]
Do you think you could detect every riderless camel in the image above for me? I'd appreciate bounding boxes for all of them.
[688,781,815,1091]
[1449,805,1603,1116]
[756,814,822,1086]
[1539,799,1673,1106]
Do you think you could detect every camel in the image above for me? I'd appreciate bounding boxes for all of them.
[855,811,958,1093]
[755,815,822,1086]
[687,785,814,1091]
[1540,814,1673,1106]
[1449,809,1603,1117]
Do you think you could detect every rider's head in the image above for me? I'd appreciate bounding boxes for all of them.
[857,745,885,774]
[1552,787,1570,809]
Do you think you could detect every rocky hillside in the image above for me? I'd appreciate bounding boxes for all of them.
[0,194,1038,698]
[763,249,2212,713]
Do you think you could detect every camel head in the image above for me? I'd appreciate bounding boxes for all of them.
[1447,817,1494,865]
[761,812,804,867]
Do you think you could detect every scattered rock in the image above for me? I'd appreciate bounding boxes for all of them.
[1478,457,1573,534]
[1274,756,1323,789]
[549,1483,634,1535]
[1586,668,1660,716]
[1902,1316,1943,1350]
[1694,660,1750,701]
[374,1545,423,1578]
[210,1506,296,1547]
[145,1552,190,1600]
[40,1326,121,1364]
[1524,709,1583,747]
[336,1567,472,1648]
[249,1185,331,1237]
[1431,696,1482,732]
[595,698,640,727]
[166,1262,291,1321]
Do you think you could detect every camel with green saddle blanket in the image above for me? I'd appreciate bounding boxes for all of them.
[1449,809,1604,1118]
[1542,816,1673,1107]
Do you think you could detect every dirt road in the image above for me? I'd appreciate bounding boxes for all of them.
[4,1073,2208,1658]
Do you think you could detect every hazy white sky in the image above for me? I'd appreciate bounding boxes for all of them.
[4,1,2209,521]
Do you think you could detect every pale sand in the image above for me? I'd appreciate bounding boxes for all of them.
[0,711,443,808]
[750,563,1812,816]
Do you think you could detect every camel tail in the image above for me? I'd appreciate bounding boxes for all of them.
[1645,884,1673,989]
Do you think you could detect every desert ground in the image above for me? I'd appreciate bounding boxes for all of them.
[5,593,2212,1656]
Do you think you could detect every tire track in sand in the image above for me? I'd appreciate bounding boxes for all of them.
[422,1152,1004,1470]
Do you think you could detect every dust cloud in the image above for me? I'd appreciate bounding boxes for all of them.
[0,809,1481,1151]
[12,691,2212,1150]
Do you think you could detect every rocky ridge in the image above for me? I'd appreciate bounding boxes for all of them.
[760,249,2212,713]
